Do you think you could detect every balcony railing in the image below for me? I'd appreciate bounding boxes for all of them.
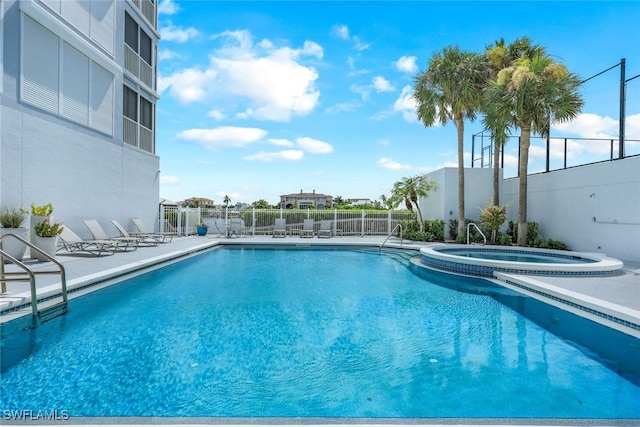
[124,45,154,90]
[123,117,154,154]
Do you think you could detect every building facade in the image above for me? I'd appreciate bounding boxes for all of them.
[280,190,333,210]
[0,0,160,238]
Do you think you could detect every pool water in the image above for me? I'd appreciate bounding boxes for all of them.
[438,248,594,264]
[1,247,639,418]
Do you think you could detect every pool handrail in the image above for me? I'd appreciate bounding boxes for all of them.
[380,223,403,249]
[467,222,487,246]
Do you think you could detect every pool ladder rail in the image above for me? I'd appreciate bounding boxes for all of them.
[467,222,487,246]
[380,223,403,249]
[0,233,69,325]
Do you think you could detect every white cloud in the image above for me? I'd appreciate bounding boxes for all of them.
[395,56,418,74]
[244,150,304,162]
[158,49,180,61]
[377,157,412,170]
[158,68,217,103]
[160,175,180,184]
[268,138,295,147]
[207,110,225,121]
[331,24,350,40]
[331,24,369,51]
[393,85,419,123]
[161,30,322,122]
[296,137,333,154]
[325,100,360,114]
[177,126,267,150]
[373,76,394,92]
[553,113,618,139]
[160,22,200,43]
[158,0,180,15]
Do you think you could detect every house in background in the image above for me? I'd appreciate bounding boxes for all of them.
[280,190,333,210]
[0,0,160,238]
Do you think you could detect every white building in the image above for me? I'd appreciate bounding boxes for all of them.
[0,0,160,238]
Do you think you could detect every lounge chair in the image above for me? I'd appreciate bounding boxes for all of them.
[83,220,138,251]
[300,219,315,238]
[213,219,228,237]
[132,218,173,243]
[273,218,287,238]
[228,219,246,238]
[111,220,159,246]
[318,220,333,238]
[58,226,118,257]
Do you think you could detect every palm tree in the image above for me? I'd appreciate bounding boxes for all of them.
[413,46,488,237]
[223,195,231,207]
[390,175,438,230]
[484,37,545,205]
[484,54,583,245]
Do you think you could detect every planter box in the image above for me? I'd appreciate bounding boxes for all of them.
[33,236,58,262]
[0,227,29,262]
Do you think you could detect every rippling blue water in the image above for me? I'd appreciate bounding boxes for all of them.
[1,247,639,418]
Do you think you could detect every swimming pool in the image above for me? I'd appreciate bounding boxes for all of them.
[1,247,639,419]
[421,244,624,277]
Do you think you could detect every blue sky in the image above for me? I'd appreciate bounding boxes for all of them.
[156,1,640,206]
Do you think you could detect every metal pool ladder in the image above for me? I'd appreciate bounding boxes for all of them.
[466,222,487,245]
[380,223,403,249]
[0,233,68,325]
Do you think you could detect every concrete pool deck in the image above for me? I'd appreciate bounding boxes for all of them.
[1,235,639,336]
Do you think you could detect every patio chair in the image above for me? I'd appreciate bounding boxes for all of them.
[318,220,333,238]
[300,219,315,238]
[83,220,138,252]
[111,220,159,246]
[272,218,287,238]
[132,218,174,243]
[213,219,228,237]
[58,226,118,257]
[228,219,246,238]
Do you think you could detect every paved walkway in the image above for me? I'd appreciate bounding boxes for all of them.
[2,235,639,334]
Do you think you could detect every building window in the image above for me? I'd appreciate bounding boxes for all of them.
[21,14,114,135]
[123,85,155,153]
[124,11,154,89]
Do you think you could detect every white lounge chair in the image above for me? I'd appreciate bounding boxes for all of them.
[318,220,333,238]
[273,218,287,238]
[213,219,228,237]
[59,226,118,257]
[83,220,138,251]
[111,219,158,246]
[300,219,315,238]
[132,218,173,243]
[228,219,246,238]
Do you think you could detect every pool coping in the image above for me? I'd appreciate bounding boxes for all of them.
[420,244,624,276]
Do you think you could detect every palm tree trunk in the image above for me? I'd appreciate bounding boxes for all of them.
[517,126,531,246]
[455,114,465,238]
[493,140,500,206]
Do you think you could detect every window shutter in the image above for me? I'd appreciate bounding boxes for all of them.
[90,62,114,135]
[61,0,90,36]
[22,15,59,114]
[90,0,114,55]
[62,42,89,125]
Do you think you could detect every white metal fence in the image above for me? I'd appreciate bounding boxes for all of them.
[158,206,417,237]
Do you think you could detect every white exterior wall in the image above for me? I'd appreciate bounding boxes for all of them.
[421,167,498,239]
[0,0,160,238]
[500,157,640,263]
[420,157,640,263]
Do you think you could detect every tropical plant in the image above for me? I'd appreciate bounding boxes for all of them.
[0,208,28,228]
[390,175,437,230]
[479,204,508,243]
[34,220,63,237]
[413,46,489,238]
[252,199,270,209]
[484,37,545,205]
[223,195,231,207]
[28,202,54,216]
[484,53,583,246]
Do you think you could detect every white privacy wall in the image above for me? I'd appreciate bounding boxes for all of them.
[421,157,640,263]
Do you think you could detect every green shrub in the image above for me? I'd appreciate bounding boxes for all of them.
[0,208,28,228]
[423,220,445,241]
[495,232,512,246]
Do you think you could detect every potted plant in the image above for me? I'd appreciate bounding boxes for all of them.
[196,221,208,236]
[33,220,63,261]
[28,202,54,245]
[0,208,29,262]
